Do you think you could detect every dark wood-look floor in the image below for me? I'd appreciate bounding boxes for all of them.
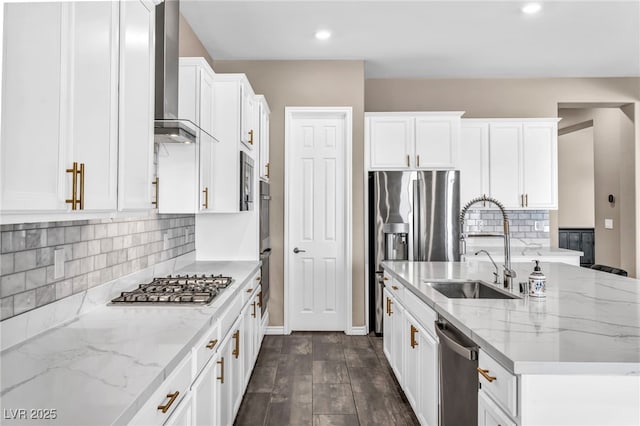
[234,332,419,426]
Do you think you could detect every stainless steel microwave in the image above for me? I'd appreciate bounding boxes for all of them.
[240,151,254,211]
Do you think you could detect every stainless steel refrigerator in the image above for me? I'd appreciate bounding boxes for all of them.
[368,170,460,334]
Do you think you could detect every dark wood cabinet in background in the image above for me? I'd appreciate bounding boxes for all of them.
[559,228,594,267]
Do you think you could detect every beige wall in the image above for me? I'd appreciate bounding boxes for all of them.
[557,125,595,228]
[366,77,639,275]
[178,14,214,67]
[557,107,636,275]
[213,60,366,327]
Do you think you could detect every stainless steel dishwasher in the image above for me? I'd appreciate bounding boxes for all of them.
[435,318,479,426]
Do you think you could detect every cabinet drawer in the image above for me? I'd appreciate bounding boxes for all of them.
[478,390,516,426]
[478,350,517,417]
[192,321,220,380]
[220,293,242,340]
[383,273,404,301]
[402,289,437,338]
[241,272,260,304]
[129,353,192,425]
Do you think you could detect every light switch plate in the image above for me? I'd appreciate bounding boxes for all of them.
[54,248,65,279]
[184,228,189,241]
[534,221,543,231]
[605,219,614,229]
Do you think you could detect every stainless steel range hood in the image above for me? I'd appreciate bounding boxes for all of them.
[154,0,203,144]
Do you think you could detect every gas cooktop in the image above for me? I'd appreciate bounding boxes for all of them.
[110,274,233,305]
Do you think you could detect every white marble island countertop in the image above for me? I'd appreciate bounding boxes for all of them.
[0,261,260,426]
[382,261,640,375]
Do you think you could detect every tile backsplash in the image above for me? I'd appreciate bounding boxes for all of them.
[463,209,550,240]
[0,214,195,321]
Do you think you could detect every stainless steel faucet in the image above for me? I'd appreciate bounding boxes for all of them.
[474,250,500,284]
[460,195,517,289]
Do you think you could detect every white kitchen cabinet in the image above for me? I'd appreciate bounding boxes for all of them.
[179,57,216,139]
[1,0,155,222]
[217,329,235,426]
[459,121,490,206]
[478,390,516,426]
[461,118,559,210]
[403,311,421,412]
[417,321,439,426]
[256,95,271,181]
[117,0,155,212]
[229,318,244,418]
[243,286,262,387]
[157,143,199,213]
[390,291,405,384]
[192,352,218,426]
[415,115,459,169]
[199,137,214,212]
[366,112,463,170]
[240,81,258,149]
[383,287,393,361]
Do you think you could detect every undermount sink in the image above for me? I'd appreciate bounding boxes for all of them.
[425,280,520,299]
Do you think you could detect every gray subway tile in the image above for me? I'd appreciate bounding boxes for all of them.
[1,296,14,320]
[100,238,113,253]
[107,223,118,237]
[64,226,82,243]
[87,240,101,256]
[35,284,56,307]
[13,290,36,315]
[55,280,73,299]
[73,241,88,259]
[94,224,107,239]
[94,254,107,270]
[14,250,37,272]
[72,274,88,293]
[25,229,47,249]
[65,259,81,277]
[36,247,54,267]
[46,228,64,246]
[80,225,94,241]
[25,267,47,290]
[87,271,102,288]
[1,253,14,275]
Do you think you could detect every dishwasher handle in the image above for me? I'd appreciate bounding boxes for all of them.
[435,321,478,361]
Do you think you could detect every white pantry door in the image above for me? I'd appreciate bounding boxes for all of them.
[286,109,351,331]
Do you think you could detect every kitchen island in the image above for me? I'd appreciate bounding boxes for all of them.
[382,260,640,426]
[0,260,262,426]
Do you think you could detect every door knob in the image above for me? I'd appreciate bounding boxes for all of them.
[293,247,306,254]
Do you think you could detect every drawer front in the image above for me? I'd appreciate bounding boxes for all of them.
[129,353,192,425]
[193,321,220,379]
[478,350,517,417]
[242,272,260,304]
[383,273,404,302]
[403,289,437,338]
[220,293,242,340]
[478,390,516,426]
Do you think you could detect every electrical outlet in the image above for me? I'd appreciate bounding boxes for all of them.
[54,248,65,279]
[163,233,169,250]
[534,221,543,231]
[605,219,614,229]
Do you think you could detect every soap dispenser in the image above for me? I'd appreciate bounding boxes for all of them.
[528,260,546,298]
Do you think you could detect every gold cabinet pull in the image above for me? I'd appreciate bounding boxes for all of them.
[388,298,393,315]
[477,368,497,382]
[157,391,180,413]
[257,291,263,308]
[266,163,270,178]
[391,285,399,291]
[246,288,253,293]
[406,155,410,167]
[249,129,254,145]
[206,339,218,350]
[416,155,420,168]
[251,301,257,317]
[385,297,389,315]
[217,357,225,383]
[152,177,159,207]
[78,163,85,210]
[202,187,209,209]
[410,325,418,348]
[256,276,261,281]
[232,330,240,358]
[65,162,79,210]
[525,193,528,207]
[383,276,389,281]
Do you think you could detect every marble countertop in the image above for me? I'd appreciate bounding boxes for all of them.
[382,261,640,375]
[464,244,583,260]
[0,261,260,426]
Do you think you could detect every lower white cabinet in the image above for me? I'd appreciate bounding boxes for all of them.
[478,390,516,426]
[129,274,265,426]
[383,281,439,426]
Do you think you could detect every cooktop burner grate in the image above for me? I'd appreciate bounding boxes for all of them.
[110,274,233,305]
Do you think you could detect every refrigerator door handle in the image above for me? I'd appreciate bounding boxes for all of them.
[412,179,420,261]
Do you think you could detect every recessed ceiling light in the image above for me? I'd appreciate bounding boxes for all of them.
[522,3,542,14]
[315,30,331,41]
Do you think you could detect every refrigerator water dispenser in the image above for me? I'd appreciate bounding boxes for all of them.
[383,223,409,261]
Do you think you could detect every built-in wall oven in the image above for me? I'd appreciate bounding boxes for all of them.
[259,181,271,317]
[240,151,254,211]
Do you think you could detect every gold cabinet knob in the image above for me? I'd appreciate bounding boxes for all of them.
[477,368,497,382]
[206,339,218,350]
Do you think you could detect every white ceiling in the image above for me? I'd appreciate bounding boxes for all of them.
[180,0,640,79]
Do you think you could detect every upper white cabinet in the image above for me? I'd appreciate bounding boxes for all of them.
[240,81,258,149]
[117,0,155,212]
[256,95,271,181]
[0,0,155,223]
[461,118,559,210]
[365,112,463,170]
[459,121,490,207]
[179,57,216,139]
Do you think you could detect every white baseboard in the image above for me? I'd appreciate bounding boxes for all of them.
[348,326,368,336]
[265,326,285,335]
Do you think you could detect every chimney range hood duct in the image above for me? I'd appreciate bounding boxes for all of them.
[154,0,210,144]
